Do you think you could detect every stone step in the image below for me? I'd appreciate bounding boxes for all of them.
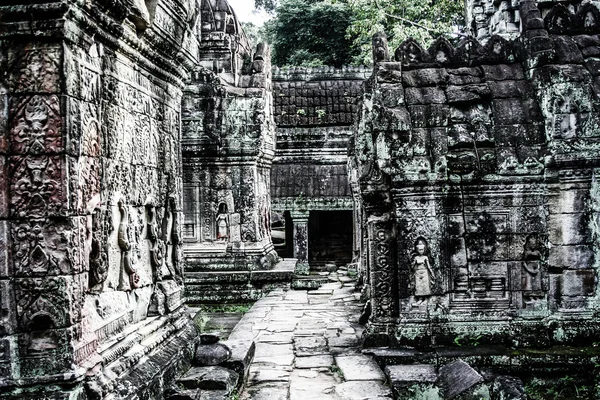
[291,274,329,290]
[365,345,600,373]
[185,260,296,304]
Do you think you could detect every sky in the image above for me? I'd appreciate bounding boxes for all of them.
[228,0,272,25]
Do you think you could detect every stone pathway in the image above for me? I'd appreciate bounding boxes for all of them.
[229,269,393,400]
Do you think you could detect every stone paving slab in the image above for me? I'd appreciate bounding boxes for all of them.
[294,355,334,369]
[240,269,387,400]
[335,355,386,382]
[335,381,394,399]
[289,370,338,400]
[241,382,289,400]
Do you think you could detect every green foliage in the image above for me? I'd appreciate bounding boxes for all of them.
[200,304,253,313]
[329,364,345,379]
[340,0,466,65]
[255,0,278,12]
[453,333,482,347]
[265,0,359,67]
[242,22,268,49]
[525,376,594,400]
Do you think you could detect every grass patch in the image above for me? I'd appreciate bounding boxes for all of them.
[329,364,345,380]
[198,304,253,314]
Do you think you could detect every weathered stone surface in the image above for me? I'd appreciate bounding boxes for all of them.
[334,381,393,399]
[194,343,232,366]
[178,366,239,392]
[437,360,484,399]
[335,355,386,381]
[385,364,438,384]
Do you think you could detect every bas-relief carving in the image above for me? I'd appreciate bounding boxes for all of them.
[117,200,140,290]
[11,95,61,155]
[411,237,436,301]
[10,156,63,218]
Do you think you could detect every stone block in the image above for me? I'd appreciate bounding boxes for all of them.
[548,245,594,269]
[402,68,449,87]
[549,189,589,214]
[380,84,405,108]
[436,360,484,399]
[177,366,239,392]
[385,364,437,384]
[447,67,483,85]
[408,105,450,128]
[482,65,525,81]
[335,355,385,381]
[487,80,531,98]
[553,36,584,64]
[446,84,491,103]
[562,269,595,297]
[7,44,62,94]
[221,339,256,380]
[548,213,589,245]
[376,62,402,84]
[386,364,439,400]
[335,381,393,400]
[194,342,231,366]
[9,155,68,218]
[492,98,540,125]
[157,280,184,312]
[405,87,447,105]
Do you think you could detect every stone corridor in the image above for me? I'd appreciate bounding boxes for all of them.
[226,269,392,400]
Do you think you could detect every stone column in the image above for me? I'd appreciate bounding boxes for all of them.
[291,210,310,275]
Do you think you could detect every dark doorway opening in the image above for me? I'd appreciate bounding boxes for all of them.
[272,210,293,258]
[309,210,353,270]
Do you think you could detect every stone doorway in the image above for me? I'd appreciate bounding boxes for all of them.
[308,210,353,270]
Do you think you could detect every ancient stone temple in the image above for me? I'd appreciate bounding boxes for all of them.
[4,0,600,398]
[351,0,600,348]
[270,66,369,274]
[0,0,271,398]
[180,3,281,303]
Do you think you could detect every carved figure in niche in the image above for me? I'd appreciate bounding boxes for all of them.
[147,205,165,281]
[372,32,389,63]
[89,208,108,288]
[117,200,140,290]
[411,237,435,302]
[169,197,183,278]
[521,234,543,292]
[216,203,229,241]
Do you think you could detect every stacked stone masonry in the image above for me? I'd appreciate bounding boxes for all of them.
[270,67,369,272]
[351,0,600,348]
[4,0,600,398]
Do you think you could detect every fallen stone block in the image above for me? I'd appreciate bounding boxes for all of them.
[385,364,439,399]
[437,359,488,399]
[177,366,239,392]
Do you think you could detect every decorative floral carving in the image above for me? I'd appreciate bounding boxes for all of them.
[9,47,60,93]
[11,95,61,154]
[11,156,62,218]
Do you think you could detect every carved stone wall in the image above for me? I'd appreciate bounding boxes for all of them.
[181,42,279,300]
[0,0,204,397]
[270,67,369,269]
[467,0,600,42]
[351,1,600,348]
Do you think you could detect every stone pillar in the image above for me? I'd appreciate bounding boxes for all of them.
[291,210,310,275]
